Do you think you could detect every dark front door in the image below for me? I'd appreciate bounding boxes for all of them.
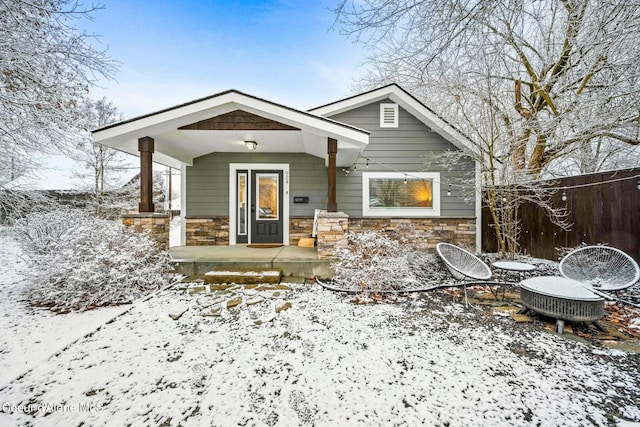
[250,170,283,244]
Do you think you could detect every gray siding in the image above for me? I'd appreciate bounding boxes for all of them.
[329,99,476,217]
[186,152,327,216]
[185,99,475,219]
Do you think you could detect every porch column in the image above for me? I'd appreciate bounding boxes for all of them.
[327,137,337,212]
[138,136,155,213]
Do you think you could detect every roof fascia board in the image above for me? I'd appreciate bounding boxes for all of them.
[92,97,240,143]
[92,90,369,146]
[309,84,398,117]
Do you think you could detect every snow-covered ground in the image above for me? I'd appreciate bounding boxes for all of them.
[1,228,640,426]
[0,228,130,385]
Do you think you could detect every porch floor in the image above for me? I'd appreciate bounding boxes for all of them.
[169,245,333,280]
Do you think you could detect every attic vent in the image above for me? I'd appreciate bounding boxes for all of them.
[380,103,398,128]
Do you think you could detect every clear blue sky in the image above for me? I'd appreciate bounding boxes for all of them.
[84,0,368,118]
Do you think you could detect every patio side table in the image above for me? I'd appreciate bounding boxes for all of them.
[519,276,605,334]
[491,261,536,300]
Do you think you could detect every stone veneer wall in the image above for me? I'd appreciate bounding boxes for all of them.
[289,216,315,246]
[348,217,476,250]
[185,216,230,245]
[121,213,169,248]
[316,212,349,259]
[182,215,476,256]
[185,216,317,246]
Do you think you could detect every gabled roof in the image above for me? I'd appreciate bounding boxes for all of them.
[92,89,370,168]
[309,83,477,156]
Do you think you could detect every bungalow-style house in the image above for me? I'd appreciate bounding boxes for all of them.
[92,84,481,258]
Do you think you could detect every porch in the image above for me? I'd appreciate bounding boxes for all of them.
[169,244,333,280]
[92,90,369,250]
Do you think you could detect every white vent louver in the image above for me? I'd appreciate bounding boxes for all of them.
[380,103,398,128]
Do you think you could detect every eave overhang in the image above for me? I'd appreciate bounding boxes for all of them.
[92,90,370,168]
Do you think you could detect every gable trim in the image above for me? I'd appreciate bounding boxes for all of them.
[91,89,371,169]
[309,83,476,156]
[93,89,369,136]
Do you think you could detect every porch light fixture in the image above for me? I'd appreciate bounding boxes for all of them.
[245,141,257,150]
[561,192,567,202]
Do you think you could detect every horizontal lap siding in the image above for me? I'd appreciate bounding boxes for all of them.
[329,100,476,217]
[289,155,328,216]
[186,155,227,215]
[186,152,327,216]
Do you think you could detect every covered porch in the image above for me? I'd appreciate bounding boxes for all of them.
[169,244,332,279]
[92,89,369,256]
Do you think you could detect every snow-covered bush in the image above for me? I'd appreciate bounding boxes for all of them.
[0,189,57,225]
[13,209,174,312]
[331,229,445,292]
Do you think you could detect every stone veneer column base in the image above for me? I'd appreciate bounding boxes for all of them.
[121,213,169,249]
[316,211,349,259]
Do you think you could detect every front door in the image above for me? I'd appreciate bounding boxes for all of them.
[250,170,283,244]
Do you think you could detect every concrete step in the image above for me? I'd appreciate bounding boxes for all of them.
[204,269,282,285]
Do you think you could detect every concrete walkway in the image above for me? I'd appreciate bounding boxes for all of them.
[169,245,333,279]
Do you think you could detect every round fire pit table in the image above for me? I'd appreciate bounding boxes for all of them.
[519,276,605,334]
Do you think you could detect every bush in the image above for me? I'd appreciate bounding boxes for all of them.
[13,209,175,312]
[331,228,446,292]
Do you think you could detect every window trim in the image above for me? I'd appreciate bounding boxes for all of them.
[379,103,399,128]
[362,171,441,217]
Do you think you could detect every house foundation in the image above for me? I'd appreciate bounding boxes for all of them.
[121,213,169,248]
[289,216,316,245]
[185,216,318,246]
[185,216,230,246]
[348,217,476,251]
[182,214,475,259]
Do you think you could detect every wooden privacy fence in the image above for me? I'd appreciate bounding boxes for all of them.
[482,168,640,263]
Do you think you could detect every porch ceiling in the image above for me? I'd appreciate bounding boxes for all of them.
[92,90,369,169]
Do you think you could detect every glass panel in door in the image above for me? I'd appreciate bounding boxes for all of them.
[257,173,279,220]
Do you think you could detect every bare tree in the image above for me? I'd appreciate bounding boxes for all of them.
[335,0,638,254]
[69,97,132,216]
[0,0,117,187]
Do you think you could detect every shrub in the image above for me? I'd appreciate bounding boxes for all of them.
[331,228,445,292]
[13,209,174,312]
